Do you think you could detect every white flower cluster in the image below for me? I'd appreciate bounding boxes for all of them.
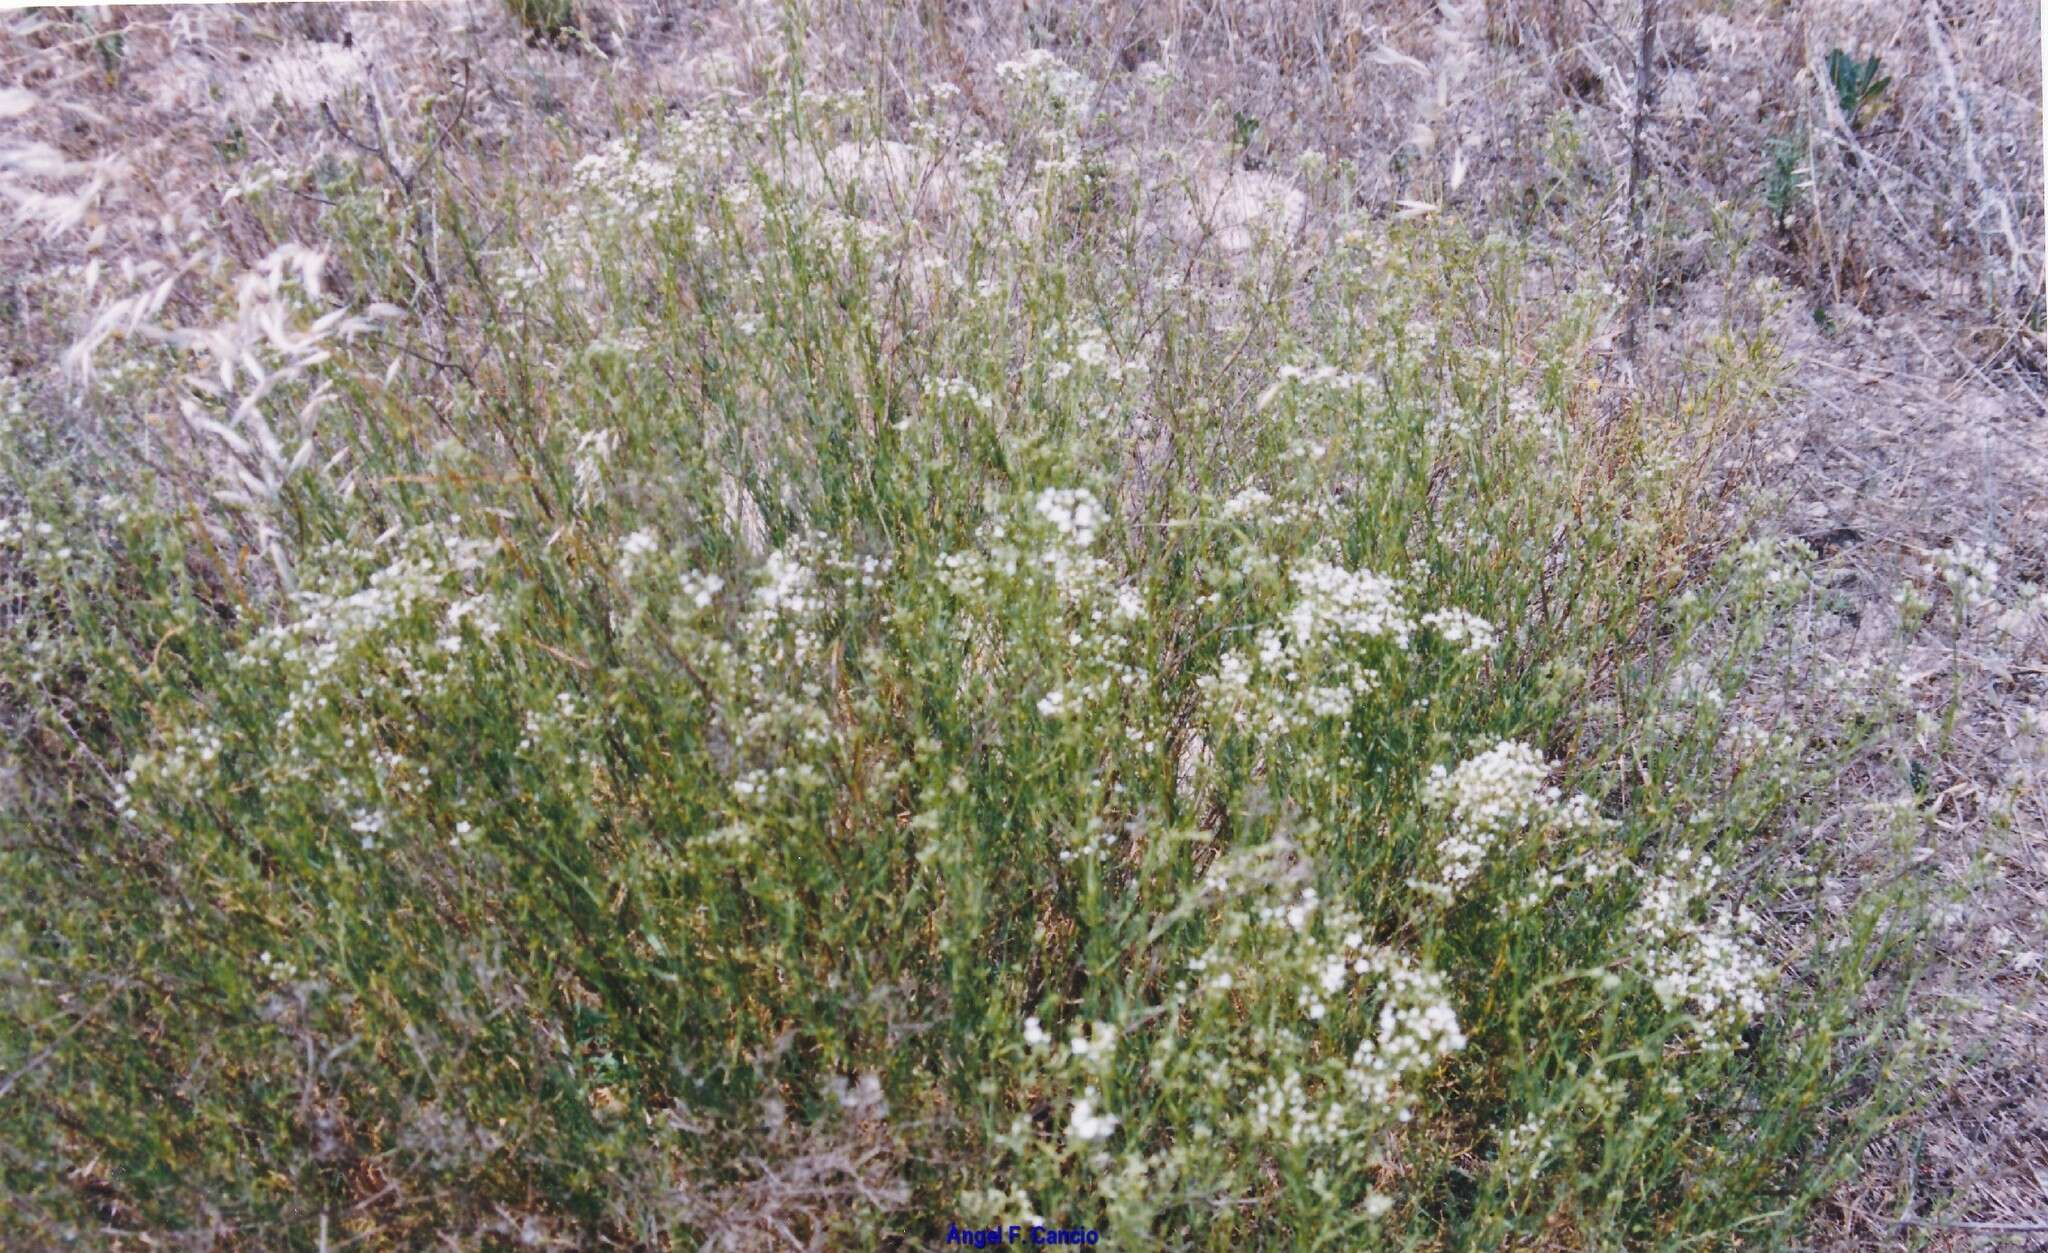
[677,570,725,611]
[255,949,301,982]
[1254,362,1375,411]
[1054,815,1124,864]
[1043,330,1147,386]
[1254,884,1323,935]
[1666,659,1728,715]
[0,512,32,551]
[1198,556,1409,745]
[1418,740,1608,897]
[438,593,504,655]
[734,536,863,682]
[936,490,1149,729]
[1932,539,2001,611]
[1016,1017,1121,1145]
[929,375,994,416]
[1213,483,1335,533]
[1068,1089,1120,1143]
[1034,687,1077,719]
[1496,1116,1560,1188]
[993,49,1093,124]
[116,721,225,819]
[1342,947,1468,1119]
[505,110,740,298]
[1633,849,1772,1049]
[1248,1070,1349,1147]
[234,527,503,741]
[1284,560,1414,649]
[1186,880,1467,1142]
[962,140,1008,182]
[123,529,508,848]
[935,524,1023,601]
[250,553,442,681]
[1067,1020,1119,1068]
[827,1071,890,1121]
[1219,486,1274,521]
[732,759,827,806]
[570,138,680,231]
[751,547,826,621]
[1419,607,1499,656]
[616,528,660,579]
[1731,536,1810,591]
[349,806,390,851]
[1033,487,1106,549]
[692,535,895,823]
[518,690,591,754]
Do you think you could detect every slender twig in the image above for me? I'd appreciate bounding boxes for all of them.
[0,983,128,1100]
[1620,0,1657,362]
[1892,1216,2048,1234]
[1922,11,2030,306]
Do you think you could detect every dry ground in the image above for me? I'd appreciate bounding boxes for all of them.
[3,0,2041,1243]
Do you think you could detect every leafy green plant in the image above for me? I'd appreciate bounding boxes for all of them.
[1765,130,1807,231]
[1231,108,1262,155]
[505,0,579,44]
[1826,49,1892,128]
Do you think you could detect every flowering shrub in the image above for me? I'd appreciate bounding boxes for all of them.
[0,46,1917,1250]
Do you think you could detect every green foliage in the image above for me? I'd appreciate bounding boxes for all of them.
[1764,131,1806,231]
[1826,49,1892,129]
[504,0,579,44]
[0,65,1918,1248]
[1231,109,1262,156]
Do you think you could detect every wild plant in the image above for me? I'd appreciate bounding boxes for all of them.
[0,43,1918,1248]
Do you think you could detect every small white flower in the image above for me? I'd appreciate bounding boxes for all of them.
[1067,1021,1118,1067]
[1421,607,1499,655]
[1068,1089,1119,1142]
[679,571,724,610]
[827,1071,889,1120]
[349,807,388,851]
[994,50,1094,123]
[616,529,659,579]
[1033,487,1105,548]
[1931,539,2001,610]
[1419,741,1606,894]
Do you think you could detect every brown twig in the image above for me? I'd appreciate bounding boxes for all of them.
[1621,0,1657,363]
